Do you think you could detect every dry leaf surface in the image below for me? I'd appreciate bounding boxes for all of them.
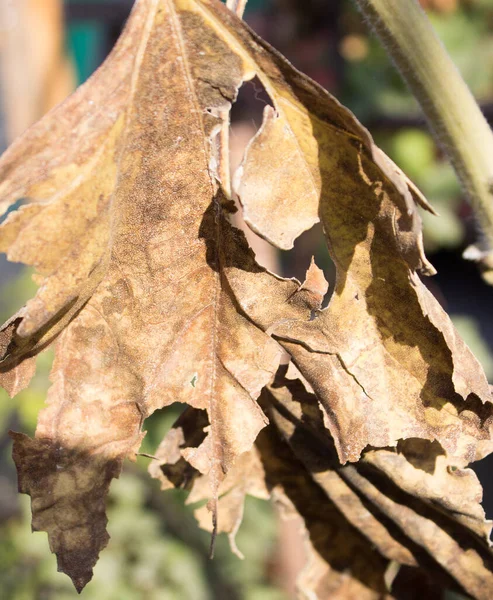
[230,50,493,465]
[0,0,492,595]
[151,374,493,598]
[266,375,493,599]
[0,0,295,587]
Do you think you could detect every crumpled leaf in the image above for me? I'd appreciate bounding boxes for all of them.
[261,257,493,466]
[220,0,493,466]
[149,406,269,557]
[234,116,493,465]
[1,0,493,594]
[150,404,395,599]
[265,373,493,599]
[0,0,303,587]
[229,248,493,467]
[233,33,437,270]
[152,372,493,598]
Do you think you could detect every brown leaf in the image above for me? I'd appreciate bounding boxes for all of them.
[265,376,418,569]
[265,263,493,466]
[0,0,303,587]
[149,406,269,557]
[10,314,146,591]
[1,0,492,593]
[229,243,493,469]
[153,371,493,598]
[151,403,395,599]
[265,373,493,599]
[234,37,436,274]
[231,209,493,468]
[0,313,36,395]
[221,0,493,464]
[10,432,130,593]
[151,370,493,598]
[185,6,493,469]
[256,424,395,600]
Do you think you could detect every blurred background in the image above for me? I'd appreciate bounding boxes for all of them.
[1,0,493,598]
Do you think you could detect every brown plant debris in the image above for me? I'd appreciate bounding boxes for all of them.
[152,373,493,598]
[0,0,492,595]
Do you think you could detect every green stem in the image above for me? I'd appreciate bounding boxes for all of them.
[354,0,493,269]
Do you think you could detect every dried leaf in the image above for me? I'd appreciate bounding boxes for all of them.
[0,0,303,587]
[263,264,493,466]
[265,374,493,599]
[256,423,395,600]
[152,372,493,598]
[234,42,435,274]
[150,406,269,557]
[151,403,395,599]
[1,0,492,594]
[222,0,493,464]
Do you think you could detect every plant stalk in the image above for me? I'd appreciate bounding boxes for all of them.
[218,0,248,198]
[354,0,493,272]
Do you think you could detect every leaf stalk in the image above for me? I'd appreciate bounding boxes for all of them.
[218,0,248,198]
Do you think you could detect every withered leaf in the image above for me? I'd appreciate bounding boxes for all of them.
[256,419,396,600]
[1,0,492,594]
[234,116,493,467]
[149,406,270,558]
[150,403,395,599]
[264,254,493,466]
[153,373,493,598]
[230,250,493,468]
[265,374,493,599]
[217,0,493,465]
[0,0,303,588]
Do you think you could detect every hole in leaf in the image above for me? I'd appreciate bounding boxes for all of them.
[145,407,209,491]
[279,223,335,307]
[139,403,188,459]
[0,203,35,306]
[0,198,24,224]
[230,82,334,301]
[0,266,37,323]
[470,452,493,522]
[227,78,280,273]
[0,348,54,435]
[229,76,273,179]
[231,75,273,127]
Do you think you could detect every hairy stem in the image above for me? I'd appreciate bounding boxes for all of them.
[355,0,493,265]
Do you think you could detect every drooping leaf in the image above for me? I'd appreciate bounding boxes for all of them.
[0,0,492,594]
[265,373,493,599]
[216,0,493,466]
[0,0,299,587]
[234,110,493,465]
[152,372,493,599]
